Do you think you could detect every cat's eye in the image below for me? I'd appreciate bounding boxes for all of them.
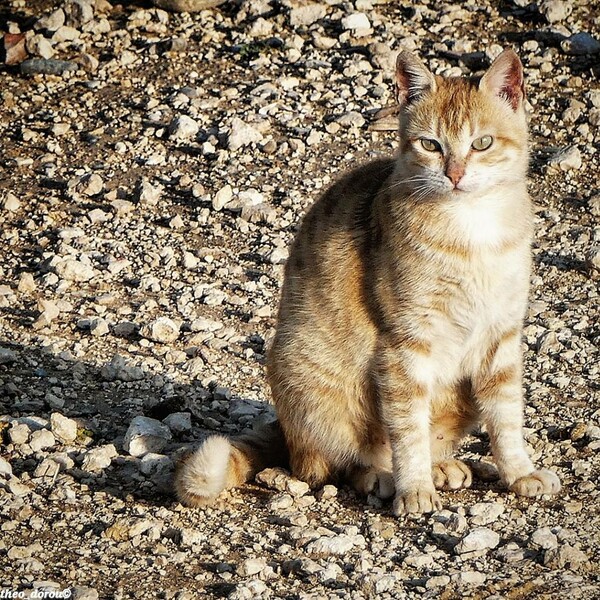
[420,138,442,152]
[472,135,493,151]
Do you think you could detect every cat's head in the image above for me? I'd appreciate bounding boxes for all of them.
[395,49,529,198]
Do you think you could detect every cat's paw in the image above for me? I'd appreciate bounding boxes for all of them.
[509,469,561,497]
[393,488,441,515]
[432,459,472,491]
[351,468,395,499]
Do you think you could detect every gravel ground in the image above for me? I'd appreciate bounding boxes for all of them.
[0,0,599,598]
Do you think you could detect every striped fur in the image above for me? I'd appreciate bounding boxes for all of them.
[175,49,560,512]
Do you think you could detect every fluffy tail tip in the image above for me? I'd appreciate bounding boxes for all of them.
[174,435,231,507]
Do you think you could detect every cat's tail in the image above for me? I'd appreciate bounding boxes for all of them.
[174,420,288,506]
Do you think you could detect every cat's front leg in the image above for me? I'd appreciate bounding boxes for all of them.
[474,329,561,496]
[377,340,441,515]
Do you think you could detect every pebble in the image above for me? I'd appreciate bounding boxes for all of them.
[530,526,559,550]
[228,118,264,151]
[136,177,162,206]
[29,429,56,452]
[50,413,78,443]
[544,544,590,571]
[212,184,233,211]
[140,317,180,343]
[539,0,572,23]
[168,115,199,141]
[289,5,326,27]
[341,13,371,32]
[3,192,20,211]
[562,32,600,55]
[163,412,192,434]
[123,416,172,457]
[0,347,17,364]
[468,502,505,525]
[548,146,582,171]
[100,355,145,381]
[54,259,96,282]
[454,528,500,555]
[36,8,66,32]
[236,557,267,576]
[0,456,13,477]
[20,58,78,75]
[81,445,118,472]
[306,534,365,555]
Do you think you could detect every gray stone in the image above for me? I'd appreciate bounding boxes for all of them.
[71,587,99,600]
[100,355,145,381]
[139,453,174,476]
[20,59,78,75]
[0,347,17,364]
[562,32,600,55]
[163,412,192,434]
[123,416,172,457]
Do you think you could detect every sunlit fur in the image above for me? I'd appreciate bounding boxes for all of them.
[175,50,560,513]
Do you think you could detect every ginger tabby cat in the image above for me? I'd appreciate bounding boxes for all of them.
[175,48,561,514]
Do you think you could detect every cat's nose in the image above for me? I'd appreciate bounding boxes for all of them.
[445,162,465,187]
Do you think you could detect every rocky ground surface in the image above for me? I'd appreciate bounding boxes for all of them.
[0,0,599,598]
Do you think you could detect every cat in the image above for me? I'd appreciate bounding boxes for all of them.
[174,48,561,514]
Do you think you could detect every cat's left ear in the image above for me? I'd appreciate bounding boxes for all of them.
[479,49,525,111]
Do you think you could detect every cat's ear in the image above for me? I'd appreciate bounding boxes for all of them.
[479,49,525,111]
[395,51,437,108]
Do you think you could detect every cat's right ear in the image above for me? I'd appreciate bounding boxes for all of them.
[395,51,437,108]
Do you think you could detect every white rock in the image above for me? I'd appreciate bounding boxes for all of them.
[168,115,199,141]
[55,259,96,282]
[549,146,582,171]
[228,118,263,151]
[17,272,36,293]
[268,247,289,265]
[531,526,559,550]
[140,317,180,343]
[468,502,505,525]
[236,557,267,576]
[50,413,78,443]
[36,8,66,31]
[3,192,20,212]
[0,456,13,477]
[454,527,500,554]
[81,445,117,472]
[306,534,365,555]
[26,35,55,59]
[341,13,371,32]
[9,423,30,445]
[123,416,172,457]
[29,429,56,452]
[90,317,109,336]
[289,4,326,27]
[212,184,233,211]
[163,412,192,434]
[539,0,572,23]
[136,177,162,206]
